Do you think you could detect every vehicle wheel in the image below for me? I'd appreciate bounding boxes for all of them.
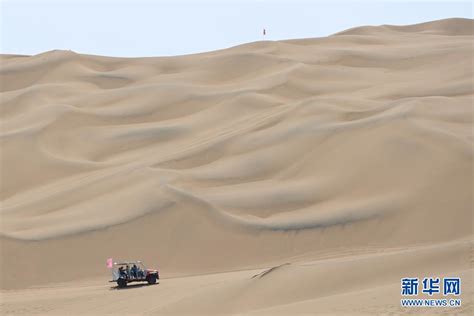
[147,275,157,285]
[117,278,127,288]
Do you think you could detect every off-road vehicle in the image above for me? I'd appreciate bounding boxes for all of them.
[111,261,159,288]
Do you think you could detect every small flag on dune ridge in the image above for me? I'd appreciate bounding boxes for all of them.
[106,258,113,269]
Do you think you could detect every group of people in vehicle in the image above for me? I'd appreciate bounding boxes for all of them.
[118,264,145,279]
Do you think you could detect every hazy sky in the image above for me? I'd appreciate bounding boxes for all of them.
[1,0,472,57]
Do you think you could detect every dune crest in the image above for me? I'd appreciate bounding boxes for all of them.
[335,17,474,36]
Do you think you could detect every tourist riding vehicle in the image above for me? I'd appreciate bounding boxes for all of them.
[110,261,159,288]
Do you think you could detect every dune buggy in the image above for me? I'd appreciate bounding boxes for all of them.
[110,261,159,288]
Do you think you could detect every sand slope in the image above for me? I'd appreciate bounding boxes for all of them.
[1,239,472,315]
[1,18,473,314]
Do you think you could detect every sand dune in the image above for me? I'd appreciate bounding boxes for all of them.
[1,239,472,315]
[1,18,473,314]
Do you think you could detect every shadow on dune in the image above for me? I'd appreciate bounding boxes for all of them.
[109,282,159,291]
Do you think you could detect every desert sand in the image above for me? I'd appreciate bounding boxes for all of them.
[0,18,473,314]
